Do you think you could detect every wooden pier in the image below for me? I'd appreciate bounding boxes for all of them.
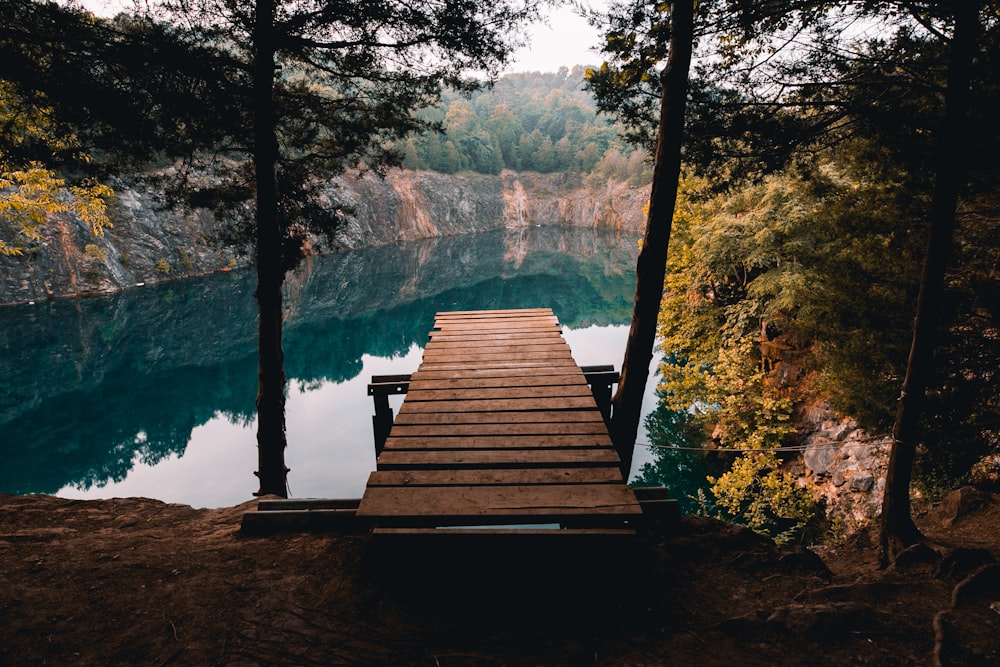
[356,308,643,535]
[241,307,675,536]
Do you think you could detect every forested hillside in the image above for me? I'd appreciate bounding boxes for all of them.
[593,1,1000,546]
[399,67,649,182]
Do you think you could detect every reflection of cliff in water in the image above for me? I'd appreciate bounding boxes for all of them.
[0,227,638,495]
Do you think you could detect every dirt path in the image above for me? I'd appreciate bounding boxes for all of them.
[1,490,997,665]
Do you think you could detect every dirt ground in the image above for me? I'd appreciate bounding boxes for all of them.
[1,488,998,666]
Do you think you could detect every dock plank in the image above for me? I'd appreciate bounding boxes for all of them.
[375,447,621,469]
[403,375,588,391]
[387,421,609,437]
[362,307,641,534]
[356,484,641,518]
[404,385,593,402]
[393,410,606,425]
[366,468,623,487]
[382,434,613,449]
[395,396,598,413]
[410,367,583,381]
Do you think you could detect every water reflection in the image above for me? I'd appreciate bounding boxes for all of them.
[630,386,721,515]
[1,227,644,506]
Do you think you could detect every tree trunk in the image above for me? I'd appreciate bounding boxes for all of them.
[252,0,288,497]
[879,0,977,564]
[610,0,695,477]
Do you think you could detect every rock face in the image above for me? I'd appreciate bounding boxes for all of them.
[330,170,646,245]
[0,168,648,305]
[790,400,892,531]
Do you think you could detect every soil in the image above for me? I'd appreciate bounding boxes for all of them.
[1,488,998,666]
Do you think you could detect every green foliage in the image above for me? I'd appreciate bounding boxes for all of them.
[84,244,107,263]
[400,68,648,179]
[0,2,245,173]
[654,150,997,529]
[632,384,721,516]
[0,82,113,256]
[155,258,171,275]
[177,247,194,273]
[709,450,828,544]
[651,159,937,541]
[658,156,932,432]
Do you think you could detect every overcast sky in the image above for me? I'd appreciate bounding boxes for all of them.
[508,5,603,72]
[80,1,604,74]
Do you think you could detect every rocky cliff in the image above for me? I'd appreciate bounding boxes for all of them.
[790,401,892,532]
[0,169,647,305]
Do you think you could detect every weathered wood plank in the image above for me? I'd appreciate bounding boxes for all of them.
[393,410,605,425]
[404,385,593,402]
[419,350,574,364]
[405,375,588,391]
[421,366,576,377]
[436,312,557,322]
[423,349,573,360]
[356,484,642,518]
[388,421,609,437]
[358,307,644,536]
[427,331,565,342]
[395,396,598,413]
[423,341,570,353]
[257,498,360,511]
[382,434,613,449]
[435,308,554,318]
[410,367,582,381]
[435,318,559,328]
[376,448,621,469]
[434,322,561,332]
[366,468,624,487]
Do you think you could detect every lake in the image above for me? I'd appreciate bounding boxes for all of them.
[0,226,667,508]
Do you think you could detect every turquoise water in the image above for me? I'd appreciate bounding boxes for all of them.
[1,227,675,507]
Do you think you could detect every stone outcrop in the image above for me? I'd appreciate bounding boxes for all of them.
[0,168,648,305]
[788,401,892,531]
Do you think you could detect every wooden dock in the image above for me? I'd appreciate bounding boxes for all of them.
[356,308,643,535]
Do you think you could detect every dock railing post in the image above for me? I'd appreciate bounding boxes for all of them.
[368,375,411,456]
[582,365,618,428]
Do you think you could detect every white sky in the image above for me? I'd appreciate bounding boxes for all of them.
[80,1,604,74]
[508,5,604,72]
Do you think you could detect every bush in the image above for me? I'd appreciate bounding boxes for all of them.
[84,243,107,263]
[709,450,831,544]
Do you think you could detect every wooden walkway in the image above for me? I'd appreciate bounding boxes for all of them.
[356,308,642,535]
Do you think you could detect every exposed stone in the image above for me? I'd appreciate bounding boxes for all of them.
[831,462,860,488]
[926,487,989,527]
[787,406,891,532]
[1,168,648,305]
[849,472,875,492]
[803,441,838,476]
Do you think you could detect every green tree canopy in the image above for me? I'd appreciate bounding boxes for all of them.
[0,81,112,256]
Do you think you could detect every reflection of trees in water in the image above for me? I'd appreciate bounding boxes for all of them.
[631,382,721,516]
[0,227,637,495]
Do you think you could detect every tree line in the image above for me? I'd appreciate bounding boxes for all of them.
[591,0,998,559]
[397,68,649,182]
